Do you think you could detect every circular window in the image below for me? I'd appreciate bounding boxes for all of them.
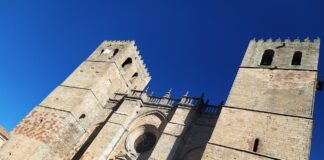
[134,132,156,153]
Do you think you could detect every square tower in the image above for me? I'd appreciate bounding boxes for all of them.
[203,38,320,160]
[0,40,151,159]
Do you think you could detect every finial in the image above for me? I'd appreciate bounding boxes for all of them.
[275,38,281,42]
[304,37,310,42]
[164,88,172,98]
[183,91,189,97]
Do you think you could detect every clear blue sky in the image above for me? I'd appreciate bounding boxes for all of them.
[0,0,323,159]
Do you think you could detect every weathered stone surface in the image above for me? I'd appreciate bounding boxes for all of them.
[149,133,180,160]
[62,61,128,106]
[81,122,125,160]
[203,38,318,160]
[169,107,195,125]
[208,108,312,159]
[163,123,185,136]
[87,40,151,90]
[241,39,320,70]
[0,38,319,160]
[0,133,56,160]
[202,144,273,160]
[178,125,214,159]
[226,68,316,117]
[40,85,106,130]
[0,106,85,159]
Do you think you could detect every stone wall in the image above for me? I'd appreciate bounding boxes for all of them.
[226,68,317,117]
[204,107,312,159]
[202,38,319,160]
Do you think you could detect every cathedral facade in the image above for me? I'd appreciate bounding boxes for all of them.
[0,38,320,160]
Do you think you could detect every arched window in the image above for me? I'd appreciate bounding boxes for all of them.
[122,58,132,70]
[260,49,274,65]
[291,51,302,65]
[99,48,119,59]
[253,138,259,152]
[130,72,138,84]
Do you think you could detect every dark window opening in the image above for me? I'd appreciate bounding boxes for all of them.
[260,49,274,65]
[113,49,119,56]
[253,138,259,152]
[99,49,104,55]
[130,72,138,84]
[122,58,132,70]
[292,51,302,65]
[317,81,323,91]
[79,114,86,119]
[134,132,156,153]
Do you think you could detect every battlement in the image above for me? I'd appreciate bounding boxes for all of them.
[99,40,151,78]
[241,37,320,70]
[110,89,220,115]
[250,37,320,46]
[86,40,151,90]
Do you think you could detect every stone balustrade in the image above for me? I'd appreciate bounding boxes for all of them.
[110,90,220,115]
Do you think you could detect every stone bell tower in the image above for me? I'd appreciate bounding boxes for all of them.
[0,40,151,159]
[203,38,320,159]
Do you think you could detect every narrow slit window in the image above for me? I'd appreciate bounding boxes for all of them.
[260,49,274,65]
[253,138,259,152]
[122,58,132,70]
[292,51,302,65]
[113,49,119,56]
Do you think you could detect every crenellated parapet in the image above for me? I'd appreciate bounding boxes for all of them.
[242,37,320,70]
[86,40,151,90]
[250,37,320,46]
